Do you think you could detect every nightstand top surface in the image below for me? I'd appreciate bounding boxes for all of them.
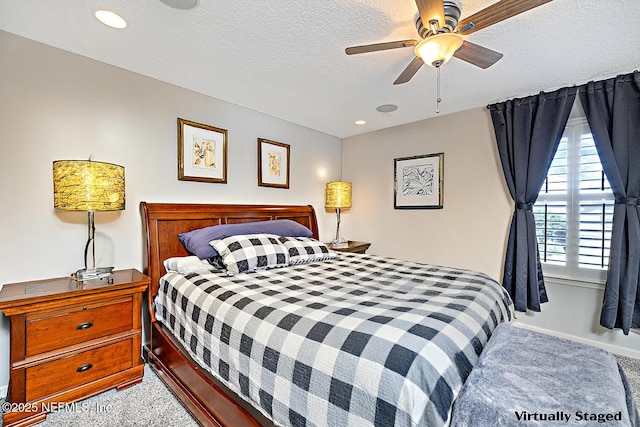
[326,241,371,253]
[0,269,149,308]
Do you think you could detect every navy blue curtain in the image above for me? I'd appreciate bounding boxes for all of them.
[489,88,576,312]
[579,71,640,334]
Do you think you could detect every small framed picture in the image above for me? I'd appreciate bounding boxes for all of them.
[394,153,444,209]
[178,118,228,183]
[258,138,290,189]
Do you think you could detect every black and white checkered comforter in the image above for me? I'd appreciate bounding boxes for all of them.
[155,253,514,427]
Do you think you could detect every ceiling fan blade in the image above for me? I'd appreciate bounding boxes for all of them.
[453,40,503,69]
[394,56,424,85]
[345,40,418,55]
[415,0,445,30]
[457,0,553,35]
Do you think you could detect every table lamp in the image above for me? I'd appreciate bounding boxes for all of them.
[53,159,125,281]
[325,181,352,248]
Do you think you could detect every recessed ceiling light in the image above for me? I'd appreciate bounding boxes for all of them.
[376,104,398,113]
[158,0,199,9]
[354,120,367,126]
[95,10,127,29]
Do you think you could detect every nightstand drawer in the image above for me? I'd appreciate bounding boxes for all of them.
[26,297,133,356]
[25,338,133,401]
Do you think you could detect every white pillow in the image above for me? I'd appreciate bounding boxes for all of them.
[163,256,212,274]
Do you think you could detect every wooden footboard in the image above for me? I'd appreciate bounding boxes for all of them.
[146,322,268,427]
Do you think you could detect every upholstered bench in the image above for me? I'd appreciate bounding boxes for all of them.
[451,323,640,426]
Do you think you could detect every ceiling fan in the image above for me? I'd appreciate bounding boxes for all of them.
[346,0,553,85]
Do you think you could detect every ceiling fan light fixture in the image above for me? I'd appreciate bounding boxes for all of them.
[414,33,463,67]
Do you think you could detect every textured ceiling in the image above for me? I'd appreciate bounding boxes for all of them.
[1,0,639,138]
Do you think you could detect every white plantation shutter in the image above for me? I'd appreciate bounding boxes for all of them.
[534,202,567,264]
[579,202,613,269]
[577,131,613,271]
[534,118,614,283]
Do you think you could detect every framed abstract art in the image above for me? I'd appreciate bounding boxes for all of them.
[394,153,444,209]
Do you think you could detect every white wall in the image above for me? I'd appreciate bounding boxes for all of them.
[342,107,640,359]
[0,31,342,393]
[342,108,511,279]
[516,279,640,359]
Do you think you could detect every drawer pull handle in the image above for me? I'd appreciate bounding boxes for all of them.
[76,363,93,373]
[76,322,93,330]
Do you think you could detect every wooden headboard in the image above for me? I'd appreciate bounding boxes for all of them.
[140,202,319,319]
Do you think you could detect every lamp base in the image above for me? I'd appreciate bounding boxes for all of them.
[330,238,349,249]
[72,266,114,282]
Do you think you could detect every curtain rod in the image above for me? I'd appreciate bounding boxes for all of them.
[486,69,638,109]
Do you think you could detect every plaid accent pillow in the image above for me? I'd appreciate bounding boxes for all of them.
[279,237,339,265]
[210,234,289,274]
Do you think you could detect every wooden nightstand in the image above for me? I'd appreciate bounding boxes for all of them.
[0,269,149,427]
[327,241,371,254]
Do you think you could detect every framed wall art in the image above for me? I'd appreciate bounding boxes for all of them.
[258,138,290,189]
[178,118,228,183]
[394,153,444,209]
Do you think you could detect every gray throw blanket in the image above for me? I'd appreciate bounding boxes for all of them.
[451,323,640,426]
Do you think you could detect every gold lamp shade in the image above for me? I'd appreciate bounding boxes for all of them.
[325,181,352,209]
[53,160,125,211]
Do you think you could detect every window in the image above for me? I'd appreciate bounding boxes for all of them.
[534,118,614,283]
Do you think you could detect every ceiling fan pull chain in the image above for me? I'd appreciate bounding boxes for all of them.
[435,65,442,114]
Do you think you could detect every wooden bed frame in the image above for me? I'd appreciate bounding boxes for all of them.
[140,202,320,427]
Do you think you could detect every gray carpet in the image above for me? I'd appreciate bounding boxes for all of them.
[2,355,639,426]
[618,354,640,407]
[1,365,198,427]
